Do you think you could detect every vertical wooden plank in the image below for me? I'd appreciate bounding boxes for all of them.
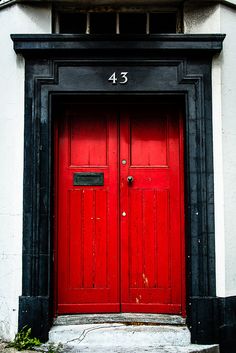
[168,112,182,306]
[82,189,95,288]
[69,190,83,289]
[120,109,130,306]
[94,189,108,288]
[53,116,59,315]
[57,114,70,304]
[129,189,143,289]
[107,111,119,301]
[179,109,186,316]
[142,189,156,288]
[157,189,170,289]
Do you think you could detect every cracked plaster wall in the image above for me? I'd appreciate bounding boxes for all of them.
[184,3,236,297]
[0,3,51,341]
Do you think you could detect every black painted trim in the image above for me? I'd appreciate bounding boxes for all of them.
[11,34,236,352]
[189,296,236,353]
[11,34,225,55]
[18,296,51,342]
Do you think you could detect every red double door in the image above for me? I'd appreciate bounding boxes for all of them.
[55,103,185,315]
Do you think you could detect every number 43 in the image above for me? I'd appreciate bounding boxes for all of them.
[108,72,128,85]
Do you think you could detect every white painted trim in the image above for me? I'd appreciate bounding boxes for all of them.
[225,289,236,297]
[212,55,226,297]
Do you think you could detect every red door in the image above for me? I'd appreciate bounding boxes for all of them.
[55,103,185,315]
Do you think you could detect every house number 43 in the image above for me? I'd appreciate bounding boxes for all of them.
[108,72,128,85]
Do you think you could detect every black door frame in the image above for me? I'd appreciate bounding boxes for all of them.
[12,34,232,346]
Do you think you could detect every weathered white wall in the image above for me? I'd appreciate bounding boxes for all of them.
[0,4,51,341]
[219,5,236,296]
[184,4,236,297]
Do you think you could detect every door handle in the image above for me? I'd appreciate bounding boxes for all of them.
[127,176,134,183]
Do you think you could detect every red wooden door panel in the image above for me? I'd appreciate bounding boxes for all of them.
[120,105,185,314]
[56,105,119,313]
[55,103,185,315]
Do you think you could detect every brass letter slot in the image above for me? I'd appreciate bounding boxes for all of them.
[73,172,104,186]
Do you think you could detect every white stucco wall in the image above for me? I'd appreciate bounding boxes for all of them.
[184,4,236,297]
[0,4,51,341]
[219,5,236,296]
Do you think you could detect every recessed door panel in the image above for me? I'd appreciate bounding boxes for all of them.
[70,114,108,166]
[55,103,185,315]
[130,113,168,166]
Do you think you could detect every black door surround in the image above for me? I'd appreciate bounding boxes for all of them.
[11,34,236,352]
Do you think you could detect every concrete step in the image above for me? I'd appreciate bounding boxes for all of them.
[54,313,186,326]
[48,323,219,352]
[44,345,220,353]
[49,323,191,347]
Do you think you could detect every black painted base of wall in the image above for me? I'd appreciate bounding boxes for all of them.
[189,296,236,353]
[19,295,236,352]
[18,296,51,342]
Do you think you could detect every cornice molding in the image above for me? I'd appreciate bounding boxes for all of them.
[1,0,236,10]
[11,34,225,56]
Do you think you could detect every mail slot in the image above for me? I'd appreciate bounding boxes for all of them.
[73,172,104,186]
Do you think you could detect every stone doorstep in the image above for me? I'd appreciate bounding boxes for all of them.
[48,317,220,353]
[49,323,191,347]
[54,313,186,326]
[47,345,220,353]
